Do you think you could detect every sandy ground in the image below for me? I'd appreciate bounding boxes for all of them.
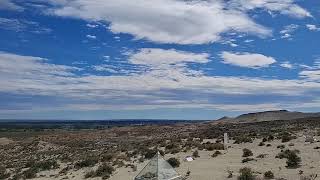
[110,135,320,180]
[0,137,14,145]
[29,134,320,180]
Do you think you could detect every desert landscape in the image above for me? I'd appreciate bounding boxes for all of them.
[1,110,320,180]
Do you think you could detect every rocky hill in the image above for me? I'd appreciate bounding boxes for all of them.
[215,110,320,123]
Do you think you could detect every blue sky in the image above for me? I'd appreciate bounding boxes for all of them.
[0,0,320,120]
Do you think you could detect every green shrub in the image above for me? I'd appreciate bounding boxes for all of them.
[22,160,59,178]
[192,150,199,158]
[227,170,233,178]
[144,149,157,159]
[211,150,222,158]
[267,135,274,141]
[34,160,59,171]
[276,149,299,159]
[23,168,38,179]
[256,154,267,158]
[165,143,178,150]
[277,144,285,149]
[234,136,252,144]
[75,157,99,169]
[84,170,96,178]
[242,158,255,163]
[242,148,253,157]
[238,167,255,180]
[84,163,115,179]
[281,133,295,143]
[264,171,274,179]
[96,163,115,177]
[258,142,265,146]
[101,153,115,162]
[0,166,10,179]
[205,143,224,151]
[286,150,301,168]
[167,157,180,168]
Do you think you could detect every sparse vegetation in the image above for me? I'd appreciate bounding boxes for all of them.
[23,167,38,179]
[264,170,274,179]
[227,170,233,178]
[211,150,222,158]
[2,113,320,179]
[192,150,199,158]
[84,163,115,179]
[242,158,255,163]
[238,167,255,180]
[144,149,157,159]
[242,148,253,157]
[234,136,253,144]
[167,157,180,168]
[0,166,10,179]
[281,132,295,143]
[256,154,267,158]
[75,157,98,169]
[275,149,301,168]
[286,150,301,168]
[204,142,224,151]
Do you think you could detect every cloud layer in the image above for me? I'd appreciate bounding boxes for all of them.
[1,51,320,112]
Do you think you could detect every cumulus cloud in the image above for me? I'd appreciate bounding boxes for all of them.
[129,48,209,66]
[280,61,294,69]
[86,24,98,28]
[86,34,96,39]
[306,24,320,31]
[44,0,272,44]
[280,24,299,39]
[228,0,312,18]
[220,51,276,68]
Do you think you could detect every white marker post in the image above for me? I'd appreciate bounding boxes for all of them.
[224,133,229,150]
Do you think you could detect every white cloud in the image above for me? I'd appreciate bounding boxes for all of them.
[244,39,254,43]
[280,24,299,34]
[220,51,276,68]
[229,0,312,18]
[299,59,320,81]
[127,48,210,78]
[0,18,52,33]
[280,61,294,69]
[280,24,299,39]
[129,48,209,66]
[86,34,96,39]
[299,70,320,81]
[0,0,24,11]
[46,0,271,44]
[2,51,320,112]
[86,24,98,28]
[306,24,320,31]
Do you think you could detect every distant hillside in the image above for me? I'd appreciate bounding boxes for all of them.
[215,110,320,123]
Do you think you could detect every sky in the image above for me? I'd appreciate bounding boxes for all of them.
[0,0,320,120]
